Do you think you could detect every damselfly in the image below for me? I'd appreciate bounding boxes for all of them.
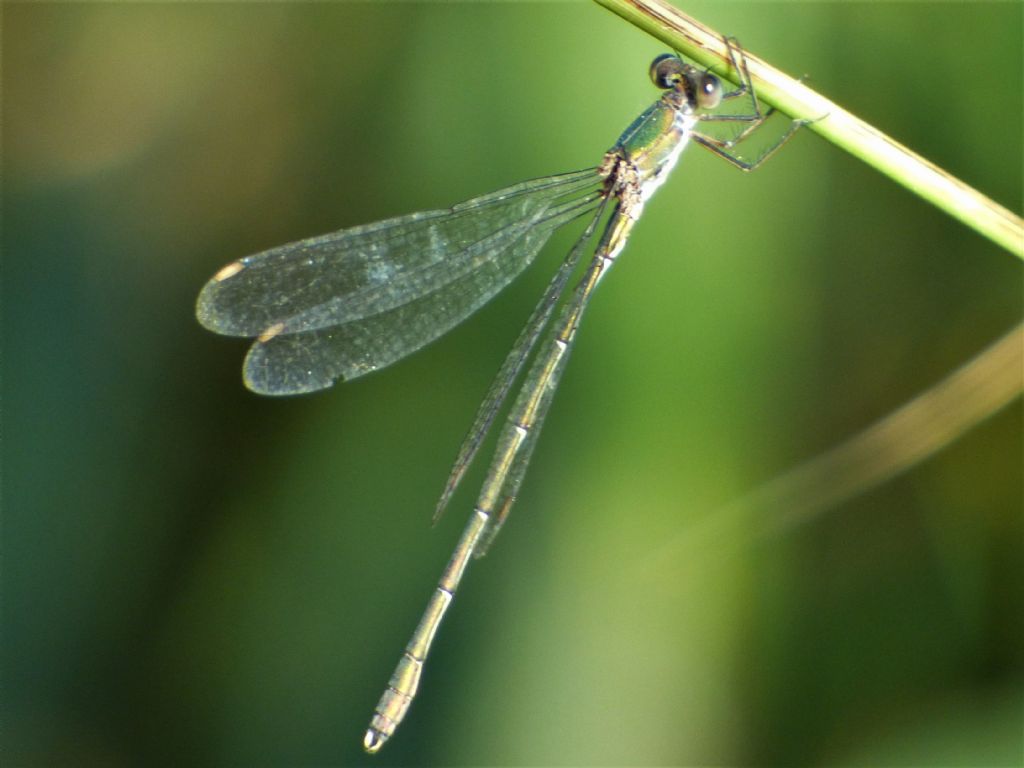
[196,39,801,752]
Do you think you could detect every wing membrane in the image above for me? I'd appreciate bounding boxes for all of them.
[473,236,611,558]
[209,170,605,394]
[433,194,611,520]
[197,169,601,338]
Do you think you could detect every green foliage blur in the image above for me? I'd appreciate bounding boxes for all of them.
[4,2,1021,765]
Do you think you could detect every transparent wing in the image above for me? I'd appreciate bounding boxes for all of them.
[471,253,603,558]
[433,195,611,522]
[471,197,630,558]
[197,169,600,337]
[196,169,604,395]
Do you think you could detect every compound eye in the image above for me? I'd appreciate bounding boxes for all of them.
[650,54,684,89]
[696,72,722,109]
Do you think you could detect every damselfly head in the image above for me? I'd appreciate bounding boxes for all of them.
[649,53,686,89]
[649,53,723,111]
[694,71,722,109]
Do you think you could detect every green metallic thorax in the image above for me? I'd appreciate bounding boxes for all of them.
[611,91,697,200]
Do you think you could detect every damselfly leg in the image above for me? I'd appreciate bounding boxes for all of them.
[692,37,807,171]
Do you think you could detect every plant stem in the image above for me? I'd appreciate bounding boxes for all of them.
[643,320,1023,570]
[594,0,1024,260]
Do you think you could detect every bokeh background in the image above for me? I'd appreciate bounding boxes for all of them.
[4,2,1021,766]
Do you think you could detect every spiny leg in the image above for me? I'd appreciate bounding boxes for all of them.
[692,119,808,172]
[719,37,762,106]
[693,36,809,172]
[695,35,775,143]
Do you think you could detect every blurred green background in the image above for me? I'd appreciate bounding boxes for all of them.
[4,2,1021,765]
